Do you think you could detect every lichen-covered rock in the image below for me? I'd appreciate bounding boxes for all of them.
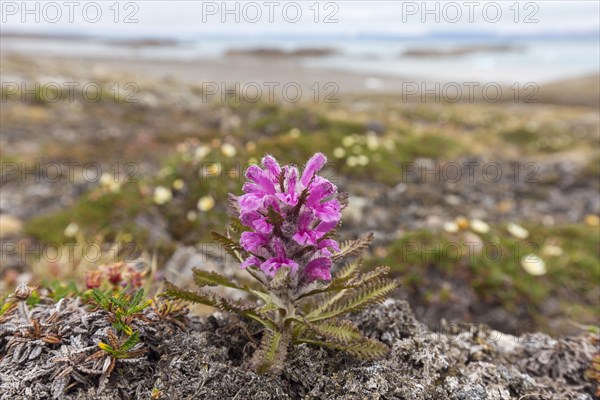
[0,299,596,399]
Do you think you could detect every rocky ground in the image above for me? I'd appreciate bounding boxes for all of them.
[0,298,597,400]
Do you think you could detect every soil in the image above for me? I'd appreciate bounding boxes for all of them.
[1,299,597,400]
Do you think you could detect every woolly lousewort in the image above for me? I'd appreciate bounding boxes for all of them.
[166,152,398,375]
[236,153,342,285]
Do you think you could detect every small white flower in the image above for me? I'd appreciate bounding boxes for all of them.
[366,133,379,150]
[507,223,529,239]
[64,222,79,237]
[221,143,237,158]
[357,155,369,166]
[346,156,358,167]
[470,219,490,234]
[100,172,113,186]
[100,172,121,192]
[186,211,198,221]
[521,254,546,276]
[197,195,215,212]
[333,147,346,158]
[194,145,211,161]
[542,245,563,257]
[289,128,301,138]
[443,221,459,233]
[153,186,173,205]
[172,179,185,190]
[342,136,355,147]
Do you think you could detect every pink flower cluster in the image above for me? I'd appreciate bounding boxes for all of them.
[237,153,341,283]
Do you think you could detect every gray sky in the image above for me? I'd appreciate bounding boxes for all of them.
[1,1,598,38]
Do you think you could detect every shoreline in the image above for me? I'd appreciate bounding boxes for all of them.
[2,50,598,107]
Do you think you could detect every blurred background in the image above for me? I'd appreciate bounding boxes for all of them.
[1,1,598,336]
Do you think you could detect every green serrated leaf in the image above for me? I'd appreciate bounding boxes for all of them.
[130,289,144,308]
[229,217,251,233]
[334,259,363,281]
[129,299,152,314]
[164,282,276,330]
[210,231,245,263]
[305,319,363,344]
[91,289,108,308]
[306,262,397,320]
[294,280,354,301]
[297,335,388,360]
[0,302,16,318]
[307,278,399,322]
[108,293,128,309]
[340,337,388,359]
[121,331,140,352]
[112,321,133,335]
[163,282,220,307]
[332,233,374,262]
[349,266,391,286]
[192,268,248,292]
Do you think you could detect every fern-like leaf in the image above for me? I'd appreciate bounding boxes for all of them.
[307,277,399,322]
[303,319,363,344]
[333,259,363,281]
[302,261,362,315]
[294,280,354,301]
[349,266,391,286]
[109,295,129,310]
[120,331,141,352]
[210,231,245,263]
[337,192,349,210]
[250,329,290,375]
[129,299,152,315]
[164,282,252,312]
[229,217,250,233]
[297,336,388,360]
[130,289,144,309]
[91,289,110,309]
[164,282,276,330]
[192,268,248,292]
[112,321,133,335]
[332,233,374,262]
